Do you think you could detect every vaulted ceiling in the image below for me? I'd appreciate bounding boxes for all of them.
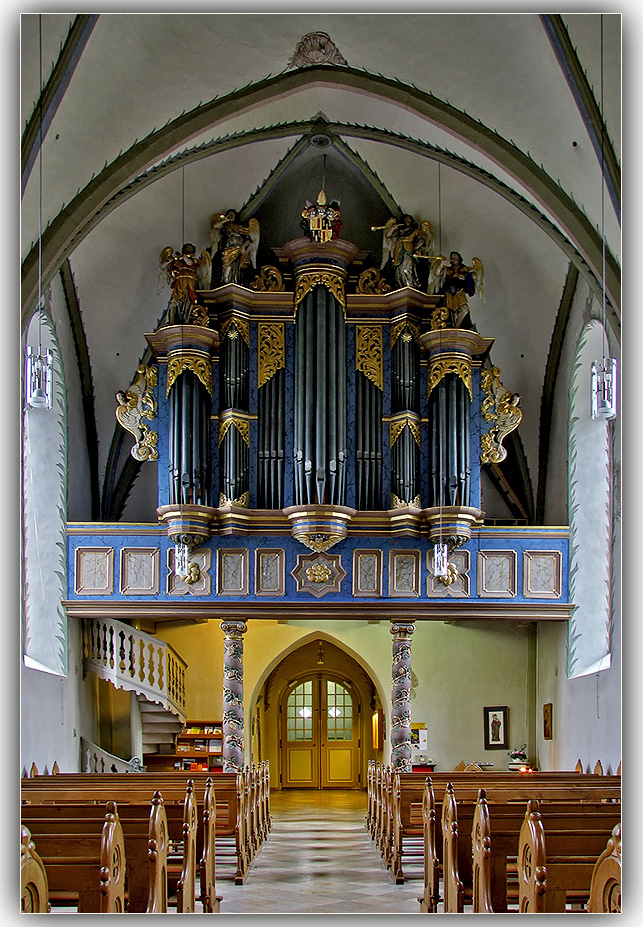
[20,13,621,525]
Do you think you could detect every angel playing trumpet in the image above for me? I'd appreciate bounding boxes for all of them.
[428,250,485,329]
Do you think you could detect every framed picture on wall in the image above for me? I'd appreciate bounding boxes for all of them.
[483,706,508,749]
[543,702,553,740]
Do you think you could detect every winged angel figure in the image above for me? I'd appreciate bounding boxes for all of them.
[373,215,434,290]
[428,251,484,329]
[158,243,211,325]
[115,365,159,462]
[209,210,260,286]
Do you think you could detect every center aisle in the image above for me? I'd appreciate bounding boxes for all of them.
[219,789,422,914]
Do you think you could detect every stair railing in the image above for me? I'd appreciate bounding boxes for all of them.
[82,616,187,718]
[80,737,145,773]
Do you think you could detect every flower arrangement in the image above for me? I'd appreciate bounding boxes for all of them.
[508,744,527,762]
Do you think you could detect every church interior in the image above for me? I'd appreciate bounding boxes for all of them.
[20,12,623,914]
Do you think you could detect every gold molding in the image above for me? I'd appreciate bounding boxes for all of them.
[391,492,421,509]
[427,354,472,400]
[257,322,285,388]
[356,325,383,391]
[294,268,346,314]
[166,353,213,396]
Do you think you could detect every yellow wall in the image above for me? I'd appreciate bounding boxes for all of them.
[162,616,535,785]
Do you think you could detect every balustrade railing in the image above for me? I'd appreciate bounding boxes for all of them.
[82,616,187,717]
[80,738,145,773]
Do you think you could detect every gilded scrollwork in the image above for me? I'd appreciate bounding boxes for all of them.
[294,269,346,314]
[258,322,285,388]
[479,368,523,464]
[115,365,159,462]
[356,325,383,391]
[250,265,285,292]
[427,356,472,401]
[220,317,250,346]
[391,492,421,509]
[218,417,250,447]
[166,354,212,396]
[357,267,391,294]
[390,319,421,349]
[389,415,421,448]
[430,305,450,331]
[219,490,250,508]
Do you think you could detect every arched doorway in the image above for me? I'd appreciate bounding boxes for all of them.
[257,635,383,790]
[282,673,360,789]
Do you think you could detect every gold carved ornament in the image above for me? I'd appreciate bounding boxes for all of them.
[294,269,346,315]
[189,304,210,327]
[427,356,472,401]
[250,265,285,292]
[479,368,523,465]
[306,562,332,583]
[430,306,450,331]
[390,320,421,349]
[389,415,421,448]
[356,325,383,391]
[357,267,391,295]
[258,322,285,388]
[219,491,250,508]
[115,365,159,462]
[218,417,250,447]
[220,317,250,346]
[166,354,212,396]
[391,492,421,509]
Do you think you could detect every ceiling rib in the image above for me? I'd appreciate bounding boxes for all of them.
[21,64,621,328]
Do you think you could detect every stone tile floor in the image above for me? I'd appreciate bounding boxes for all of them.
[217,789,424,915]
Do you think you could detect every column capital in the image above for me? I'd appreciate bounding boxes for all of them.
[390,621,415,639]
[220,619,247,639]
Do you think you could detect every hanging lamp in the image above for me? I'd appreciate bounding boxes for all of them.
[26,15,53,411]
[591,15,617,421]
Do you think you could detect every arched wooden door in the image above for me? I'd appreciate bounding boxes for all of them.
[281,674,360,788]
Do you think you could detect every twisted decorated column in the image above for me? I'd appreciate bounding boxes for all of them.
[220,619,247,772]
[390,621,415,772]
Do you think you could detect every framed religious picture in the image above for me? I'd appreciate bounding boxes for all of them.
[483,706,508,749]
[543,702,553,740]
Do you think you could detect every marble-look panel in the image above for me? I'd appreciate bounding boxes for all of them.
[523,550,561,598]
[120,547,159,594]
[477,550,516,598]
[74,547,114,595]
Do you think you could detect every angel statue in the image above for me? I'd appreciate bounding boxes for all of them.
[428,251,485,329]
[158,242,211,325]
[372,214,434,290]
[209,210,260,287]
[115,365,159,462]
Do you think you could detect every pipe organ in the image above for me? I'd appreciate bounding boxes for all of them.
[142,224,520,560]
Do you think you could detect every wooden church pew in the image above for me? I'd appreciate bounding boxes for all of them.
[588,824,622,913]
[20,826,50,913]
[22,791,170,912]
[22,769,250,885]
[418,776,621,912]
[517,800,617,913]
[469,790,621,913]
[23,800,126,912]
